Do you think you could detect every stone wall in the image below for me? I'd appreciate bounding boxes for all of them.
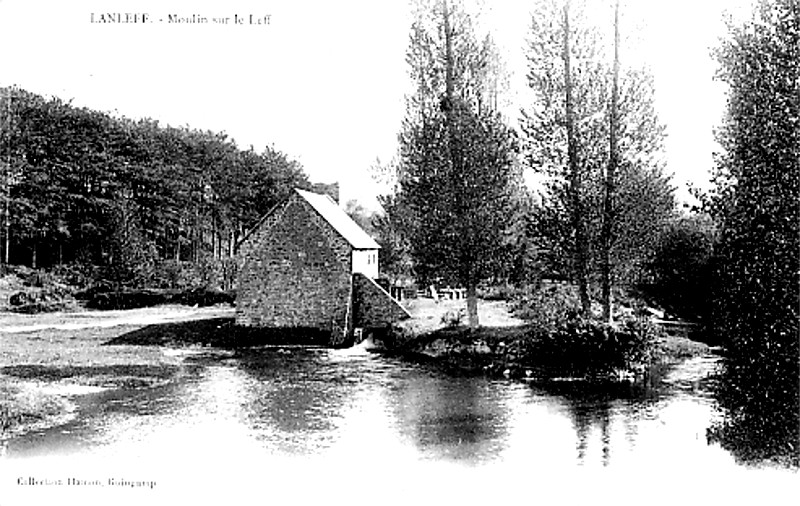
[352,272,411,329]
[236,194,352,337]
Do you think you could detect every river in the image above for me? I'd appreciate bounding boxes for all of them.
[1,345,795,505]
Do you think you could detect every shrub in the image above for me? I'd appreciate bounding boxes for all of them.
[385,324,416,350]
[477,283,524,301]
[22,269,49,288]
[174,287,234,307]
[440,308,465,327]
[510,283,661,378]
[150,260,186,289]
[149,258,238,291]
[531,316,661,378]
[86,290,170,310]
[510,283,582,330]
[50,263,97,289]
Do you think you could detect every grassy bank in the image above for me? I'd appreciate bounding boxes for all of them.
[0,305,231,441]
[0,381,74,440]
[393,323,710,379]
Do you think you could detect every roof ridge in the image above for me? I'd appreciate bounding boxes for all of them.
[295,188,380,250]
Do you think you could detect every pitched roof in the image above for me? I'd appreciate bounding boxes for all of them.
[295,189,380,250]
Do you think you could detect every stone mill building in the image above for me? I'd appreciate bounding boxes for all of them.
[236,188,409,346]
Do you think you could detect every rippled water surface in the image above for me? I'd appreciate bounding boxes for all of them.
[2,347,795,504]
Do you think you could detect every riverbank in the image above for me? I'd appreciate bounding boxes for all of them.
[393,323,711,378]
[388,297,711,380]
[0,305,234,441]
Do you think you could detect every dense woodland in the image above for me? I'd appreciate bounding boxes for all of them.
[0,87,310,284]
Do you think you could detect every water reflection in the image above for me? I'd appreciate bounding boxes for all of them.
[2,346,748,474]
[386,371,509,463]
[573,398,611,465]
[234,348,353,453]
[525,358,722,469]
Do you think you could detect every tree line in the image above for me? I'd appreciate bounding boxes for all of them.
[0,87,308,282]
[705,0,798,466]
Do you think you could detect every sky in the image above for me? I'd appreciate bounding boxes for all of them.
[0,0,756,209]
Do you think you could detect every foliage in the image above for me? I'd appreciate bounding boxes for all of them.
[706,0,799,467]
[518,0,675,309]
[707,355,800,468]
[106,198,159,288]
[388,0,519,328]
[642,214,716,320]
[0,86,308,272]
[501,187,549,285]
[373,192,415,280]
[398,99,518,288]
[476,282,525,301]
[511,282,582,327]
[532,316,659,377]
[8,290,75,314]
[147,258,238,291]
[49,262,98,289]
[440,307,466,327]
[343,199,378,238]
[405,0,506,118]
[1,265,81,313]
[510,281,661,377]
[85,288,233,311]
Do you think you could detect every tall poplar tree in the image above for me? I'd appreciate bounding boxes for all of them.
[601,0,620,322]
[392,0,518,329]
[562,0,591,316]
[520,0,674,317]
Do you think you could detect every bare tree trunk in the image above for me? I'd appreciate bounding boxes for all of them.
[466,281,479,329]
[602,0,620,323]
[564,0,591,316]
[3,89,9,267]
[213,215,220,260]
[3,194,9,265]
[175,226,180,262]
